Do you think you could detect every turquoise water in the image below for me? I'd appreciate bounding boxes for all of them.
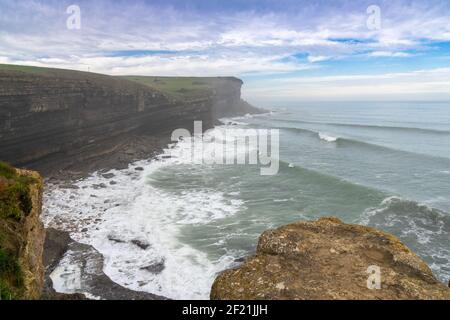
[44,101,450,298]
[148,101,450,284]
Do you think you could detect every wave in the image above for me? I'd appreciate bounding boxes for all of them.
[360,196,450,283]
[272,118,450,135]
[278,125,450,162]
[318,132,338,142]
[43,139,244,300]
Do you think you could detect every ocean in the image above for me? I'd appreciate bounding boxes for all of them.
[43,101,450,299]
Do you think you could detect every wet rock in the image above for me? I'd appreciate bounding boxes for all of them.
[42,228,87,300]
[92,183,107,189]
[140,260,165,274]
[109,180,117,185]
[211,217,450,300]
[234,257,246,263]
[50,241,167,300]
[131,239,150,250]
[43,229,167,300]
[108,235,125,243]
[60,184,79,189]
[101,173,115,179]
[134,167,144,171]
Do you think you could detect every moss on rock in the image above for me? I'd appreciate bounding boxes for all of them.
[0,162,35,221]
[211,217,450,300]
[0,163,44,299]
[0,248,24,299]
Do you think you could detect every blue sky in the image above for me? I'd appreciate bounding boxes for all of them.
[1,0,450,104]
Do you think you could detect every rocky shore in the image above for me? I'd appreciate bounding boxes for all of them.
[2,165,450,300]
[211,217,450,300]
[3,65,448,300]
[0,65,263,299]
[0,64,261,177]
[42,228,168,300]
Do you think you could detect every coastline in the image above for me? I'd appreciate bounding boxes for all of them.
[40,116,256,299]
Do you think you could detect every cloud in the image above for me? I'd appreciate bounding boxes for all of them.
[307,55,331,63]
[0,0,450,100]
[368,51,413,57]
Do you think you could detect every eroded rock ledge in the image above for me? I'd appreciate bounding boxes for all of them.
[211,217,450,300]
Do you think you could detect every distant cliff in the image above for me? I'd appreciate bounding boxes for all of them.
[0,65,260,174]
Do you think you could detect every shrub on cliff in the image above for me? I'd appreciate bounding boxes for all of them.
[0,248,23,300]
[0,162,16,179]
[0,162,35,221]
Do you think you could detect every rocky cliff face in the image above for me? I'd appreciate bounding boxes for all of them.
[211,217,450,300]
[0,165,45,299]
[0,66,253,174]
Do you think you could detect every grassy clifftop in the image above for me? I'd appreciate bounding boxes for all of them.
[121,76,242,100]
[0,63,241,101]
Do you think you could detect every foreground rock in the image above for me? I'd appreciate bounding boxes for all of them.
[211,217,450,300]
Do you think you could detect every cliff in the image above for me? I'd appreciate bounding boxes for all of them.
[0,163,45,299]
[0,64,259,174]
[211,217,450,300]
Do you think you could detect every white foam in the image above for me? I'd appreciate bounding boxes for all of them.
[360,196,450,282]
[43,128,247,299]
[318,132,338,142]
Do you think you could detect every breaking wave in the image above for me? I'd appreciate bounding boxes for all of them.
[360,196,450,283]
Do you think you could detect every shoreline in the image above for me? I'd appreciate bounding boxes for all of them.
[41,117,237,299]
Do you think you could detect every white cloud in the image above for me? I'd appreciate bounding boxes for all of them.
[369,51,413,57]
[1,0,450,102]
[307,55,331,63]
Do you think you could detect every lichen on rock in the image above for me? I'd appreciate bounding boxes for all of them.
[211,217,450,300]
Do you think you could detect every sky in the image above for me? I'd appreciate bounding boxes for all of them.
[1,0,450,104]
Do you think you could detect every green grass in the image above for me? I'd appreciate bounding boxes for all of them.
[0,63,62,75]
[0,162,16,179]
[0,249,23,300]
[0,162,34,221]
[120,76,217,100]
[0,162,30,300]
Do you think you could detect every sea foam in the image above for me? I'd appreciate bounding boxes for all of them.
[43,126,248,299]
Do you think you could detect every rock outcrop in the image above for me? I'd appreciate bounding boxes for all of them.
[211,217,450,300]
[42,228,167,300]
[0,65,259,175]
[0,166,45,299]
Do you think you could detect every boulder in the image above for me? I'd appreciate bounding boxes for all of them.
[211,217,450,300]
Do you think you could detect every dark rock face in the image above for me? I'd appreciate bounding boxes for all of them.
[140,260,165,274]
[0,68,252,174]
[43,228,167,300]
[131,239,150,250]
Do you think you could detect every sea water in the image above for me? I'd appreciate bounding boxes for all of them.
[43,101,450,299]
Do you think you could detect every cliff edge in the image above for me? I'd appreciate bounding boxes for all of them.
[0,162,45,299]
[211,217,450,300]
[0,64,261,175]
